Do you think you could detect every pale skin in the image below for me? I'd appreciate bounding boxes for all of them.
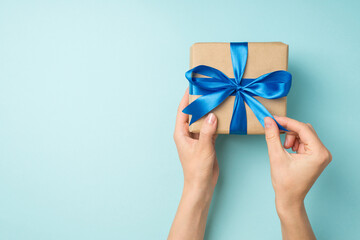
[168,89,332,240]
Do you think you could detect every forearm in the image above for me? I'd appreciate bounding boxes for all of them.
[168,184,214,240]
[276,201,316,240]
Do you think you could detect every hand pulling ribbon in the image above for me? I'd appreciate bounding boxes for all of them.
[182,42,292,134]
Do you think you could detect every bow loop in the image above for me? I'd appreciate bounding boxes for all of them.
[186,65,237,91]
[241,71,292,99]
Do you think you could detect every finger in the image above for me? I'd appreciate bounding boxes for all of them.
[264,117,284,158]
[174,88,190,138]
[306,123,318,136]
[284,132,297,149]
[297,141,307,154]
[274,116,319,145]
[199,113,218,146]
[292,138,300,152]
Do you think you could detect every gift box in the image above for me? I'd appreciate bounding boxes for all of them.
[183,42,292,135]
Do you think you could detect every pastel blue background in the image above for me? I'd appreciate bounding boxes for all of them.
[0,0,359,239]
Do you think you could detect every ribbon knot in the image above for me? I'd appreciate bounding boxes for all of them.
[236,85,243,92]
[183,42,292,135]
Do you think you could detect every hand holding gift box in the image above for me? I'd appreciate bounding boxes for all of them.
[183,42,292,135]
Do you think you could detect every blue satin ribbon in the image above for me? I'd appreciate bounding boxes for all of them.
[182,42,292,134]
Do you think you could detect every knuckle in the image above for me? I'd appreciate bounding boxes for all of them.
[299,123,315,135]
[315,147,332,164]
[307,123,317,133]
[265,132,277,142]
[300,122,310,129]
[325,149,332,163]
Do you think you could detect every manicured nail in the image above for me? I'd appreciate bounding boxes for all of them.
[284,138,288,147]
[264,117,274,128]
[207,113,215,124]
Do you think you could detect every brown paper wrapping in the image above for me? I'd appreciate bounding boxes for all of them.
[188,42,289,134]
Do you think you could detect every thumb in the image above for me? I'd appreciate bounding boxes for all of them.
[264,117,283,158]
[199,113,218,146]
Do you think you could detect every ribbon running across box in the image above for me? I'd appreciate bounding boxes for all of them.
[183,42,292,135]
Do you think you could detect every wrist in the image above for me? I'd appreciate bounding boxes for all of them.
[275,197,305,220]
[183,181,215,204]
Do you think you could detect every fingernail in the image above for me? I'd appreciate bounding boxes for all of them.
[264,117,274,128]
[207,113,215,124]
[284,138,288,147]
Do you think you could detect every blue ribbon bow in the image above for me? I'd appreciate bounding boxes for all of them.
[182,42,292,134]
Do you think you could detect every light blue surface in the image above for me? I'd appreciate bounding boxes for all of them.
[0,0,359,239]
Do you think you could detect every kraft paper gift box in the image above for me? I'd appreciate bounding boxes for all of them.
[186,42,290,135]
